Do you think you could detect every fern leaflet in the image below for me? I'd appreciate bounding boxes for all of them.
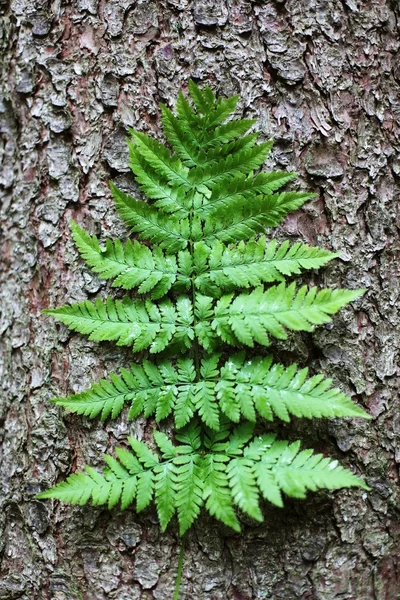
[71,221,188,298]
[194,237,337,295]
[46,296,194,353]
[213,284,364,346]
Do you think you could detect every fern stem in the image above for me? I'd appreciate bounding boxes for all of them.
[189,201,201,380]
[174,536,186,600]
[191,271,201,378]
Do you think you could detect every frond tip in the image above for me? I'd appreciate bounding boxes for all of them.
[36,424,369,534]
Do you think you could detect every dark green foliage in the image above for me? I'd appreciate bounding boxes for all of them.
[38,81,370,533]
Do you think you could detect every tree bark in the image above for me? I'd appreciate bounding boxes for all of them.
[1,0,399,598]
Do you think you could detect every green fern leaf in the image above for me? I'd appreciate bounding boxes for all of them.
[128,129,190,187]
[184,80,239,132]
[255,440,369,502]
[202,193,313,244]
[213,284,364,346]
[51,374,130,421]
[199,134,259,169]
[128,436,159,468]
[226,422,255,455]
[173,453,204,534]
[201,94,239,129]
[195,238,337,295]
[45,296,194,353]
[120,476,138,510]
[198,171,297,217]
[201,119,257,148]
[71,221,184,298]
[202,454,240,531]
[160,104,200,167]
[189,142,273,190]
[226,457,263,521]
[128,144,189,216]
[52,348,368,426]
[188,79,215,114]
[110,183,189,252]
[176,90,202,130]
[154,431,177,459]
[36,471,99,505]
[154,461,176,530]
[217,353,370,422]
[37,425,368,530]
[135,470,154,512]
[115,447,142,474]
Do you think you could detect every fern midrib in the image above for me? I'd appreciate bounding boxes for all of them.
[228,303,320,317]
[54,306,179,326]
[189,200,202,381]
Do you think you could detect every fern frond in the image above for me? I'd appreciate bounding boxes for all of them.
[188,79,215,115]
[201,120,257,149]
[202,453,240,531]
[201,94,239,130]
[226,457,263,521]
[176,90,202,130]
[45,296,194,353]
[39,83,370,539]
[255,440,368,504]
[160,104,200,167]
[36,464,135,510]
[154,461,176,530]
[184,80,239,132]
[71,222,187,299]
[51,375,131,421]
[199,134,259,169]
[51,350,369,426]
[213,284,364,346]
[110,183,189,252]
[194,238,337,295]
[173,453,204,534]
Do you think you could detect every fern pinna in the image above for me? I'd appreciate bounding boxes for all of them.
[38,81,370,539]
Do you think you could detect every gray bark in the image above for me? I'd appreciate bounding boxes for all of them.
[1,0,400,598]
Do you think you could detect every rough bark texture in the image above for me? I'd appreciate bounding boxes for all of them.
[1,0,400,598]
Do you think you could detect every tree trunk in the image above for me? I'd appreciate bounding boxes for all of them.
[1,1,399,598]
